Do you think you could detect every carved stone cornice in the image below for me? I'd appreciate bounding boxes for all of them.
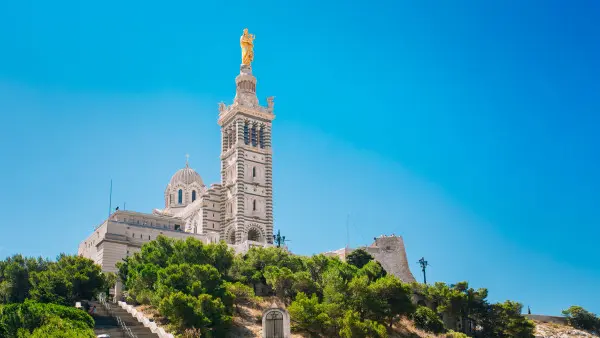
[218,103,275,126]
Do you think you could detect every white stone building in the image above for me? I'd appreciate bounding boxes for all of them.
[78,33,275,273]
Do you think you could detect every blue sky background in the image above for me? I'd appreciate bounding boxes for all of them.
[1,0,599,315]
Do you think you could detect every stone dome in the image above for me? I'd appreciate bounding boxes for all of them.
[169,165,204,186]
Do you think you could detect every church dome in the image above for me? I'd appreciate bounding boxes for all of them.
[169,165,204,186]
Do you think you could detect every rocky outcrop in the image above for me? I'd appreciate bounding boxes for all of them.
[534,321,598,338]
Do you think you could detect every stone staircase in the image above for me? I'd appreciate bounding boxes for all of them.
[91,300,159,338]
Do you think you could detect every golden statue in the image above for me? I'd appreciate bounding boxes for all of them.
[240,28,255,66]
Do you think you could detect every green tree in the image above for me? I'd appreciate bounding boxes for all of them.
[17,316,95,338]
[0,255,49,304]
[29,255,106,306]
[412,306,445,334]
[367,275,414,327]
[225,282,257,311]
[264,266,296,302]
[288,292,333,335]
[339,310,387,338]
[481,301,534,338]
[158,292,231,336]
[0,300,93,338]
[562,305,600,334]
[346,249,373,269]
[229,246,303,294]
[356,260,386,282]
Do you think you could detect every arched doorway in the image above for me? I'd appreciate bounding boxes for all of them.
[248,228,261,242]
[228,231,236,244]
[264,311,284,338]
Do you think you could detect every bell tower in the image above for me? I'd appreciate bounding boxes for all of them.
[218,28,275,245]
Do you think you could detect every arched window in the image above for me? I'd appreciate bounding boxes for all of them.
[253,200,257,211]
[229,231,236,244]
[244,122,249,144]
[178,189,183,204]
[259,127,264,148]
[192,190,196,202]
[248,228,260,242]
[252,167,256,178]
[251,124,257,146]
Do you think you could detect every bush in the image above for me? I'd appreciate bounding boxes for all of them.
[562,305,600,334]
[225,282,257,309]
[0,300,93,338]
[158,291,231,335]
[17,315,95,338]
[444,331,470,338]
[411,306,445,334]
[346,249,373,269]
[339,310,387,338]
[28,255,107,306]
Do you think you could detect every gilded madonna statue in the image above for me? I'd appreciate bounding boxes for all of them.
[240,28,255,66]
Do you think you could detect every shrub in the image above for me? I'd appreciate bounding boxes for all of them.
[0,301,93,338]
[562,305,600,334]
[17,315,95,338]
[158,291,231,335]
[225,282,257,309]
[339,310,387,338]
[411,306,445,334]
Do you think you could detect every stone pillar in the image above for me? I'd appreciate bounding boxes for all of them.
[113,279,123,303]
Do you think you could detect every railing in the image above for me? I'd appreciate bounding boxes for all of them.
[98,294,138,338]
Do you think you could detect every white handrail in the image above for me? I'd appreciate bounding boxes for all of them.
[98,294,138,338]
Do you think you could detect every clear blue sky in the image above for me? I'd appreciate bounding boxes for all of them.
[1,0,599,316]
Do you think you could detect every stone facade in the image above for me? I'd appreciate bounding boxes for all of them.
[77,32,417,293]
[218,63,275,246]
[322,235,416,283]
[79,53,275,273]
[78,210,218,273]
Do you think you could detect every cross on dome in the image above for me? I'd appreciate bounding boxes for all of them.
[185,154,190,168]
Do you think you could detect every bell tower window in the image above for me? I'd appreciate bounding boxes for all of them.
[251,124,257,146]
[252,166,256,178]
[253,200,257,211]
[178,189,183,204]
[259,127,264,148]
[244,122,249,144]
[192,190,197,202]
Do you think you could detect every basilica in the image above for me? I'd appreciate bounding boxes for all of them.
[78,29,416,285]
[78,29,275,273]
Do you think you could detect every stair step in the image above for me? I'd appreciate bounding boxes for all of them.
[90,301,160,338]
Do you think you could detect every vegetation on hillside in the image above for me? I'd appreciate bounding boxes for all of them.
[562,305,600,335]
[3,238,594,338]
[0,254,108,337]
[116,237,537,337]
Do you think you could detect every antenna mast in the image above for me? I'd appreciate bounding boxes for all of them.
[108,179,113,219]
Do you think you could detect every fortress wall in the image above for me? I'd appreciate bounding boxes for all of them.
[361,235,416,283]
[323,235,416,283]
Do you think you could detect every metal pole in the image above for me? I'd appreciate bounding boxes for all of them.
[418,257,428,285]
[108,179,112,218]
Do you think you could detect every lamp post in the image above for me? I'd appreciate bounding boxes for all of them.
[418,257,429,284]
[273,230,288,248]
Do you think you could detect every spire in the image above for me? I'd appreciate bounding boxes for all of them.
[185,154,190,168]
